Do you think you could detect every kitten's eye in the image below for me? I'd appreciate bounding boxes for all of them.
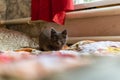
[62,35,66,38]
[52,36,58,41]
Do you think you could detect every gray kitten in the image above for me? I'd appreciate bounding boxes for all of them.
[39,28,67,51]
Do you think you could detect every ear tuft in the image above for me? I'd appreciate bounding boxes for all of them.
[51,27,56,34]
[62,29,67,35]
[51,27,57,38]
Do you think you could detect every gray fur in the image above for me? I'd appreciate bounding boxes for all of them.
[39,28,67,51]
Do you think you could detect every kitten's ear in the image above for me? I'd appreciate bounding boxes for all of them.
[51,28,57,34]
[62,29,67,35]
[61,29,67,38]
[51,28,57,39]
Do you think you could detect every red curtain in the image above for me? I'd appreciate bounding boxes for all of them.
[31,0,74,25]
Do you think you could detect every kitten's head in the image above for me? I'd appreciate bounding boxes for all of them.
[50,28,67,50]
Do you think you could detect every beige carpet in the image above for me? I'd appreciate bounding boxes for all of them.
[0,28,39,51]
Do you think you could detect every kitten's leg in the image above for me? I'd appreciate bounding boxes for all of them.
[38,46,45,51]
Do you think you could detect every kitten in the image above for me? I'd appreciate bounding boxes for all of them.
[39,28,67,51]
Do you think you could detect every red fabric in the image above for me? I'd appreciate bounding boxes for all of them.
[31,0,74,25]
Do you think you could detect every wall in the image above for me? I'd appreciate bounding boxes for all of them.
[64,15,120,37]
[0,0,6,20]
